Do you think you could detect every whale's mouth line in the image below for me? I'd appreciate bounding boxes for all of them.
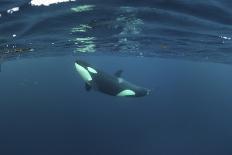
[147,89,151,95]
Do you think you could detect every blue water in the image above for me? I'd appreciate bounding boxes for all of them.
[1,0,232,155]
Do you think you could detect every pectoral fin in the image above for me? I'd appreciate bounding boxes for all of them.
[85,83,92,91]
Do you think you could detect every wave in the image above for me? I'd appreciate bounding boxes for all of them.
[0,0,232,64]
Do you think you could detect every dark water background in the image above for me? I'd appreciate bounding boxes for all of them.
[1,0,232,155]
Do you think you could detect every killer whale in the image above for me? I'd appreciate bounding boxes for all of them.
[74,59,151,97]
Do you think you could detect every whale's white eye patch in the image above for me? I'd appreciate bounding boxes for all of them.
[75,63,92,82]
[87,67,97,74]
[117,89,135,96]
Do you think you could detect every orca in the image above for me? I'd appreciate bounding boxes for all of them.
[74,59,151,97]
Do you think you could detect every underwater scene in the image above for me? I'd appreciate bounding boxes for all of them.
[0,0,232,154]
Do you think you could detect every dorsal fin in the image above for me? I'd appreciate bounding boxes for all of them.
[114,70,123,77]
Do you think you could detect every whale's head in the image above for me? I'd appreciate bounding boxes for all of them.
[75,59,98,83]
[116,87,151,97]
[134,88,151,97]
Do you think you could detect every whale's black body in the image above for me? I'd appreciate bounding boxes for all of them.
[75,59,150,97]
